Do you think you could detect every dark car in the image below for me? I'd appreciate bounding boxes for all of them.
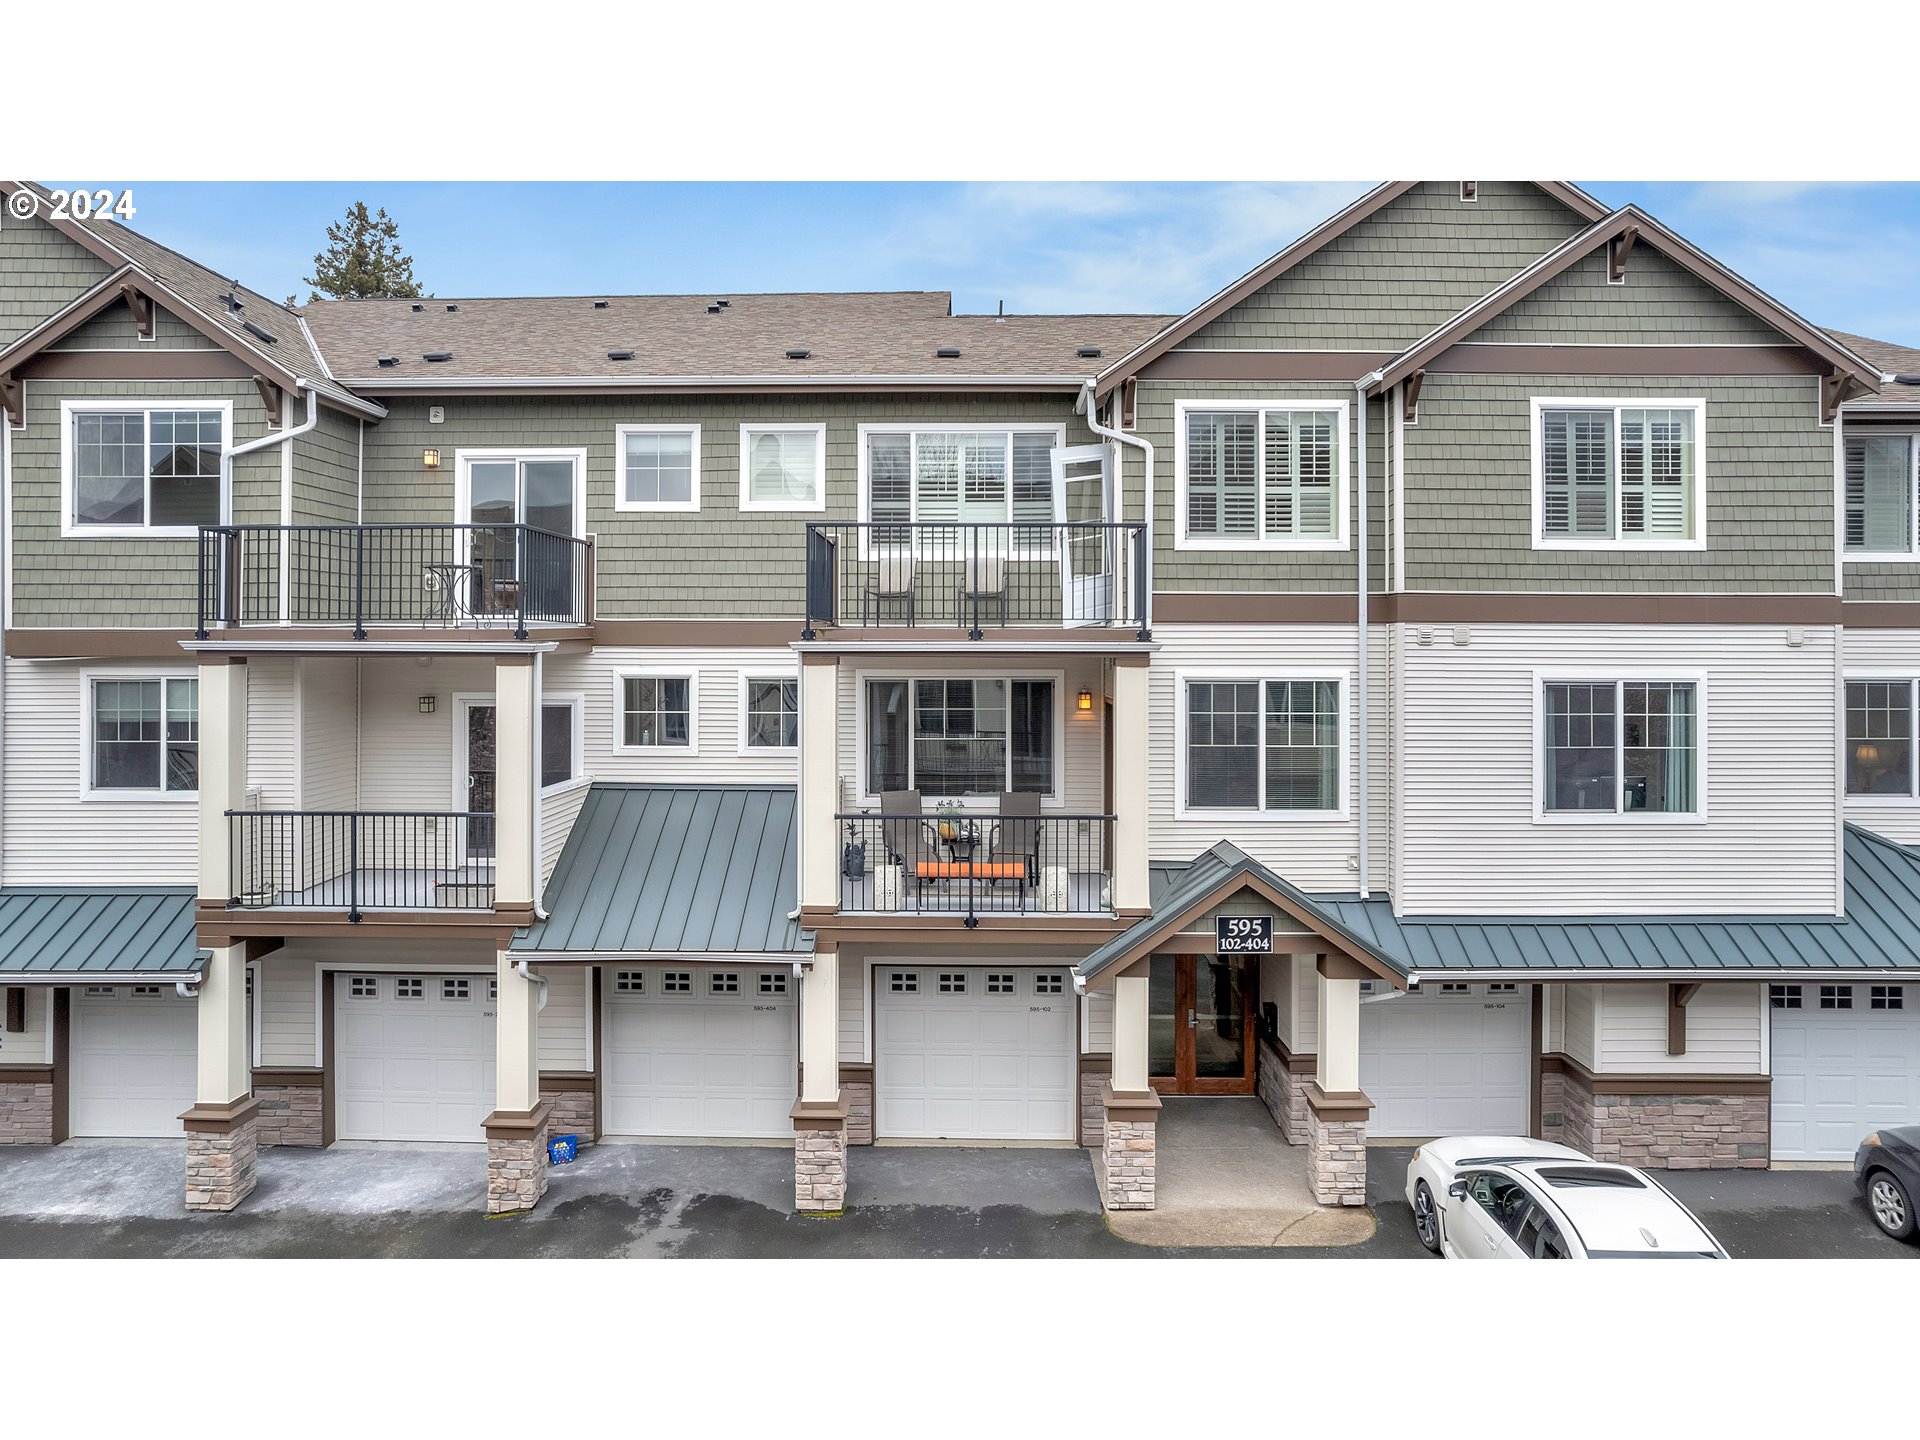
[1855,1128,1920,1243]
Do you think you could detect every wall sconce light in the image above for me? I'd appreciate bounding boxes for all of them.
[422,448,441,470]
[419,695,436,714]
[1077,689,1093,712]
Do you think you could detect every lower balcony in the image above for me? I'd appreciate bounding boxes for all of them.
[835,808,1114,924]
[230,809,496,919]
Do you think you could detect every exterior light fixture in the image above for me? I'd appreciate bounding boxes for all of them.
[422,448,441,470]
[419,695,437,714]
[1077,689,1093,712]
[1855,741,1880,767]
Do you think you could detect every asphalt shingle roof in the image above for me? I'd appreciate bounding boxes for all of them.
[0,889,207,976]
[1828,328,1920,409]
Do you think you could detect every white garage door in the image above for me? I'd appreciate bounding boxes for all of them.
[335,973,496,1142]
[1770,981,1920,1161]
[876,966,1075,1141]
[602,966,797,1138]
[71,984,198,1138]
[1359,982,1529,1139]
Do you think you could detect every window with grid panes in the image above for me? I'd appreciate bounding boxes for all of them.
[1543,681,1696,814]
[1847,680,1916,796]
[1770,984,1802,1009]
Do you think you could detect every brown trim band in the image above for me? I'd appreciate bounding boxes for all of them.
[790,1095,848,1131]
[1258,1031,1317,1075]
[482,1101,555,1139]
[837,1062,875,1082]
[538,1071,595,1095]
[589,619,805,647]
[197,900,520,948]
[1077,1052,1114,1073]
[1304,1082,1373,1123]
[250,1067,322,1089]
[6,629,198,658]
[0,1064,56,1085]
[1424,344,1824,377]
[1099,1081,1163,1123]
[1552,1054,1771,1097]
[180,1094,262,1134]
[23,350,255,380]
[1842,602,1920,629]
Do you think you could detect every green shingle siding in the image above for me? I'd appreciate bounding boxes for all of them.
[291,405,361,527]
[1402,373,1833,592]
[1175,182,1590,352]
[1474,248,1793,345]
[46,299,219,351]
[1842,561,1920,602]
[0,212,111,349]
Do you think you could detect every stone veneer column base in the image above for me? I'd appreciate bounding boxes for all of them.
[1304,1085,1370,1207]
[1255,1038,1312,1145]
[1556,1062,1768,1170]
[840,1071,874,1146]
[484,1101,554,1214]
[254,1081,324,1148]
[793,1095,849,1213]
[1079,1063,1112,1148]
[1094,1082,1160,1211]
[540,1083,596,1148]
[182,1096,262,1213]
[0,1077,55,1145]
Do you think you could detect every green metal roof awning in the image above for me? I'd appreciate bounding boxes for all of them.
[0,888,207,979]
[513,785,810,956]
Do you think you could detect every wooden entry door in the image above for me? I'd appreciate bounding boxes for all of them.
[1148,954,1257,1095]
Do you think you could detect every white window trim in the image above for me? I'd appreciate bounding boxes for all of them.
[1528,396,1708,552]
[1842,673,1920,803]
[1531,670,1709,825]
[59,398,233,539]
[853,421,1069,556]
[78,667,199,802]
[613,423,701,514]
[452,446,589,535]
[851,667,1067,809]
[1171,398,1351,552]
[1840,429,1920,562]
[612,670,700,756]
[540,691,589,795]
[1171,670,1351,822]
[738,422,827,514]
[737,671,800,756]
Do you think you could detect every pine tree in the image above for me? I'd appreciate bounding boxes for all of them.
[302,201,427,302]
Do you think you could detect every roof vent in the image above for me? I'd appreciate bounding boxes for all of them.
[707,304,722,314]
[1460,181,1479,202]
[1076,345,1103,359]
[785,347,812,361]
[241,320,278,345]
[218,291,244,314]
[935,346,961,359]
[593,300,610,309]
[607,349,635,361]
[717,299,731,308]
[410,303,424,312]
[376,356,400,368]
[423,351,453,363]
[445,303,459,312]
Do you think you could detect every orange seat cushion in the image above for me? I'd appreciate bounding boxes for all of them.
[915,861,1026,881]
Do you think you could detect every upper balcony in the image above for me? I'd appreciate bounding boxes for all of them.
[195,524,595,642]
[802,522,1148,642]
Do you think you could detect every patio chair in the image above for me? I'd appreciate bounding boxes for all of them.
[863,551,915,626]
[878,789,932,868]
[989,791,1043,890]
[957,545,1008,629]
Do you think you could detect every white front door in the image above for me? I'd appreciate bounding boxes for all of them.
[1359,983,1530,1139]
[875,966,1075,1140]
[601,966,798,1138]
[70,984,199,1138]
[1770,981,1920,1161]
[1050,443,1118,626]
[334,972,497,1142]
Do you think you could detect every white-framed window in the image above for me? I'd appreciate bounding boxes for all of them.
[662,971,692,994]
[987,972,1016,994]
[614,424,700,512]
[442,978,471,1001]
[740,423,826,512]
[1845,678,1917,799]
[83,985,115,997]
[857,423,1065,536]
[396,977,424,1000]
[739,675,799,753]
[1843,432,1919,557]
[1173,672,1346,819]
[1819,984,1853,1010]
[710,972,740,995]
[1537,676,1702,820]
[1034,973,1064,995]
[1871,984,1905,1010]
[888,971,918,993]
[860,673,1060,802]
[540,695,585,792]
[1529,397,1706,549]
[349,976,378,998]
[59,399,231,537]
[131,984,163,997]
[1174,399,1348,550]
[615,673,697,753]
[938,972,967,994]
[758,972,788,996]
[1438,983,1472,994]
[1769,984,1802,1009]
[85,673,197,798]
[614,971,645,993]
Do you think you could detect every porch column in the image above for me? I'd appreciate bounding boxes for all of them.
[792,947,847,1213]
[798,656,839,914]
[1109,657,1150,914]
[492,655,536,915]
[1096,969,1160,1210]
[483,947,551,1214]
[181,942,259,1211]
[1308,954,1372,1206]
[197,656,248,903]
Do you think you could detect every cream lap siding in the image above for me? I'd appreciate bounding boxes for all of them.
[47,299,219,350]
[1147,624,1366,891]
[266,937,501,1068]
[244,657,298,809]
[537,965,588,1071]
[1473,248,1793,345]
[1545,982,1565,1054]
[1084,986,1114,1055]
[354,654,495,813]
[1592,982,1765,1075]
[2,658,198,885]
[0,209,112,348]
[1839,628,1920,845]
[1403,372,1832,593]
[546,647,800,785]
[1396,622,1841,915]
[1562,983,1599,1068]
[0,988,50,1066]
[298,658,359,812]
[539,779,590,893]
[1173,181,1591,351]
[257,951,318,1068]
[839,952,863,1065]
[1293,958,1319,1054]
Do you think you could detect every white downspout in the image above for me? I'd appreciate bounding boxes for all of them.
[514,956,549,1012]
[1081,381,1154,635]
[228,380,319,458]
[1355,372,1383,899]
[227,383,318,627]
[533,649,549,921]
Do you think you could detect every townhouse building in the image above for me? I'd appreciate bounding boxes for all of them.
[1,178,1917,1216]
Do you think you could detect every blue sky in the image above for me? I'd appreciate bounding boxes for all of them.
[59,180,1920,346]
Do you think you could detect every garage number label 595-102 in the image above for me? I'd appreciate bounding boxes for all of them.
[1217,915,1273,954]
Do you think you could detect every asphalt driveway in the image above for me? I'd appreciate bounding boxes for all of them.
[0,1141,1909,1259]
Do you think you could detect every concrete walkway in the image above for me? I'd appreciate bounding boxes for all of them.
[1104,1097,1376,1248]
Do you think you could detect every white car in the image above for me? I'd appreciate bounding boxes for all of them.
[1405,1136,1728,1259]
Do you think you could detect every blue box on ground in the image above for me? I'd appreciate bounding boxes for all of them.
[548,1134,578,1165]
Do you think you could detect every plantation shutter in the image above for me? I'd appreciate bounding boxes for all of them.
[1541,409,1613,537]
[1845,436,1911,552]
[1260,411,1334,539]
[914,432,961,525]
[869,432,912,538]
[1620,409,1692,538]
[1186,412,1257,537]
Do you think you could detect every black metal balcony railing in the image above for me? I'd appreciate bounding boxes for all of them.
[229,810,496,921]
[803,523,1148,639]
[197,524,594,639]
[835,811,1114,926]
